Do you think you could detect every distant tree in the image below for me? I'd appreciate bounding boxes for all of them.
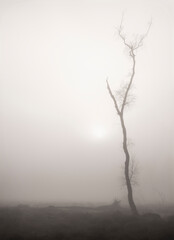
[107,18,151,215]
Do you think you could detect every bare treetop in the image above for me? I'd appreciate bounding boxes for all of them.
[117,16,152,51]
[107,17,152,116]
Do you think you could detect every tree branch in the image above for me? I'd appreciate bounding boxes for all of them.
[117,16,152,51]
[106,78,120,115]
[134,19,152,50]
[117,18,151,114]
[121,49,135,114]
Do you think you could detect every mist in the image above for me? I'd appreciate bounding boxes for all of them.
[0,0,173,208]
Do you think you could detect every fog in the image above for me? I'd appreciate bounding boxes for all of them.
[0,0,173,207]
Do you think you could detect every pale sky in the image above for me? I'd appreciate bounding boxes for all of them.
[0,0,173,206]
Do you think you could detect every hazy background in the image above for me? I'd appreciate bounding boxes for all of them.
[0,0,173,206]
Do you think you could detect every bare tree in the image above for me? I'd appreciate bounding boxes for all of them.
[121,156,139,188]
[107,18,151,215]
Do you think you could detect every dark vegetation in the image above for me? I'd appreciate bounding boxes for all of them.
[0,204,174,240]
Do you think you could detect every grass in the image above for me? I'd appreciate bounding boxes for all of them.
[0,204,174,240]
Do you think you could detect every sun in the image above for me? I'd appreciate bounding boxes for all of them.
[91,125,106,140]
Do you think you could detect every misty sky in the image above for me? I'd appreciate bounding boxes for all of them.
[0,0,173,206]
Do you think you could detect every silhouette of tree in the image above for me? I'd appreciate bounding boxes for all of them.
[107,17,151,215]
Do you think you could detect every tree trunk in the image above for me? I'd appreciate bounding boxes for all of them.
[120,114,138,215]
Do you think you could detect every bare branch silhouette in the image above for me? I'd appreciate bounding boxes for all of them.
[107,18,151,215]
